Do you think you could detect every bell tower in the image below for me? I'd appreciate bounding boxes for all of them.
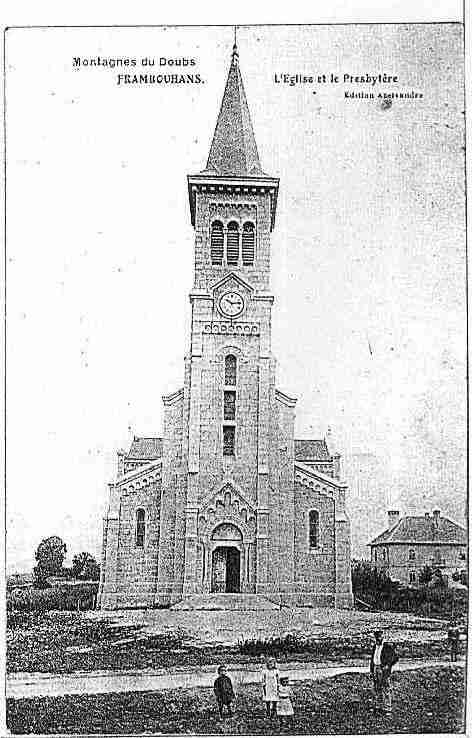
[178,40,283,597]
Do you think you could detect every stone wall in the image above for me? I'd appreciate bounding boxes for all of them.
[292,481,336,605]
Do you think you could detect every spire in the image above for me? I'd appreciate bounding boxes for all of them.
[204,36,263,178]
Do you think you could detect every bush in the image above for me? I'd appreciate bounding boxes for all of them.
[7,583,99,613]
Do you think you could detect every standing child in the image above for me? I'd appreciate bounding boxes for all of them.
[277,676,294,727]
[261,657,279,718]
[214,665,235,719]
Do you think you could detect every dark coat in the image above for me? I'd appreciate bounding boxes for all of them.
[370,642,399,675]
[214,675,235,704]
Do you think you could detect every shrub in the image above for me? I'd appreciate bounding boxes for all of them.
[7,583,99,613]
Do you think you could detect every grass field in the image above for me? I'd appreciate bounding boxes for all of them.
[7,609,456,674]
[7,666,465,734]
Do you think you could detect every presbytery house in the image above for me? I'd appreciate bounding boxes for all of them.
[370,509,467,586]
[98,41,353,610]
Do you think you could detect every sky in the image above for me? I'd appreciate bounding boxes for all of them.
[5,24,466,572]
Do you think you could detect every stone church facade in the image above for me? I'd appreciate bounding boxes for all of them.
[98,42,353,610]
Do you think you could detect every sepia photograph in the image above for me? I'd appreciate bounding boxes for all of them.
[5,20,467,735]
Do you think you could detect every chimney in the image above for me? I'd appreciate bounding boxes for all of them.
[388,510,400,530]
[433,509,440,528]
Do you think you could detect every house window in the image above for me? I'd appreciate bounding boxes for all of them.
[308,510,319,548]
[224,390,236,420]
[242,222,255,265]
[409,549,416,560]
[383,548,387,561]
[226,221,240,265]
[409,571,416,584]
[136,509,146,548]
[223,426,235,456]
[210,221,224,265]
[225,354,237,386]
[374,550,378,563]
[459,552,466,560]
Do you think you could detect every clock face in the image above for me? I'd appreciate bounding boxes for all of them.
[218,291,245,318]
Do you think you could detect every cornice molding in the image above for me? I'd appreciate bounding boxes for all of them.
[276,388,297,408]
[295,461,347,491]
[162,388,184,406]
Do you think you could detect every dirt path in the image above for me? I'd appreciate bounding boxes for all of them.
[7,659,464,700]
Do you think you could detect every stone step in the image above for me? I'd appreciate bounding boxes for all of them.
[170,593,280,611]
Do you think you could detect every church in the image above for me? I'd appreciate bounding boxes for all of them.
[98,41,353,610]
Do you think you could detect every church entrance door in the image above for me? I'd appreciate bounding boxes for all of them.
[211,546,241,593]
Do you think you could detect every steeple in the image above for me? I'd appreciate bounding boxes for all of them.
[188,37,279,231]
[203,37,264,178]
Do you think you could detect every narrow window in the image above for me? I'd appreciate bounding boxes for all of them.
[409,549,415,560]
[225,354,237,386]
[136,509,146,548]
[242,222,255,265]
[409,571,416,584]
[223,426,235,456]
[309,510,319,548]
[226,221,240,265]
[224,390,236,420]
[210,221,224,265]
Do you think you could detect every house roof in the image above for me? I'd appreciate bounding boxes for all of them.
[370,515,466,546]
[294,439,331,462]
[127,437,163,460]
[203,43,264,178]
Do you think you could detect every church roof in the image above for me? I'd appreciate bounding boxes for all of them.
[370,515,466,546]
[294,439,331,462]
[202,43,264,178]
[127,437,163,459]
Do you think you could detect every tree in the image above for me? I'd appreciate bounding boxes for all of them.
[418,565,433,585]
[72,552,100,581]
[34,536,67,577]
[351,559,397,608]
[32,565,51,589]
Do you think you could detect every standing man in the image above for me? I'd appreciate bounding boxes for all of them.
[447,621,460,662]
[370,629,399,714]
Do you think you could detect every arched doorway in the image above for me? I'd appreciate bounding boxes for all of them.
[210,523,242,594]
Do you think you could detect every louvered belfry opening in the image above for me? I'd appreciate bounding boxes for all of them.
[210,220,224,265]
[224,390,236,420]
[226,221,240,265]
[225,354,237,386]
[242,221,255,265]
[223,355,237,456]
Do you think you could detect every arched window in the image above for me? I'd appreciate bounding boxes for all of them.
[308,510,319,548]
[225,354,237,386]
[226,221,240,265]
[242,222,255,265]
[223,354,237,457]
[409,549,416,560]
[136,509,146,548]
[210,221,224,265]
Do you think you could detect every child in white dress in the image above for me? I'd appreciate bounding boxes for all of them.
[261,657,279,718]
[277,676,294,726]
